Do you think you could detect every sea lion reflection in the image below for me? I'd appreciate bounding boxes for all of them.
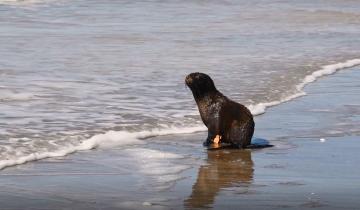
[185,149,254,209]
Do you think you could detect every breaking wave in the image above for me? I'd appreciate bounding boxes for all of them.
[1,59,359,170]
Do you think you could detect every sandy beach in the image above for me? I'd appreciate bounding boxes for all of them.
[1,1,360,209]
[0,67,359,209]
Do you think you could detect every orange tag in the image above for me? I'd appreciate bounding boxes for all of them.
[213,135,221,144]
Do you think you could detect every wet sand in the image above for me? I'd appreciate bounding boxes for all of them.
[0,68,359,210]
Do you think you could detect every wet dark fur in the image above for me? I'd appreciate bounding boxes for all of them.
[185,72,255,148]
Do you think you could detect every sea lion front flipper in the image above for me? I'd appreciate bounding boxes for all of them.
[204,134,222,148]
[203,131,215,146]
[205,135,222,150]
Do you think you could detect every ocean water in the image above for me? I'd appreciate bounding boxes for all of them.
[0,0,360,169]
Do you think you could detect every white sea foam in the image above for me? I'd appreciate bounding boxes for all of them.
[123,148,190,189]
[0,125,205,170]
[0,0,50,5]
[0,90,35,101]
[1,59,359,170]
[248,59,360,115]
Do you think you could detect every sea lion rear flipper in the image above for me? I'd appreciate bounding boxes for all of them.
[246,138,273,149]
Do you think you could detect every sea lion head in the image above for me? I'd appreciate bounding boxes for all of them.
[185,72,217,98]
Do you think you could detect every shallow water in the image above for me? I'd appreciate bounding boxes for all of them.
[0,68,359,210]
[0,0,360,168]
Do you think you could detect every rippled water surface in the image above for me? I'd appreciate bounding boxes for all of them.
[0,0,360,166]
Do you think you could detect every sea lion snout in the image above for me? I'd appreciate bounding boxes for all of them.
[185,74,193,86]
[185,73,202,86]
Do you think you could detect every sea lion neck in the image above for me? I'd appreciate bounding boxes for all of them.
[194,90,223,127]
[192,89,219,104]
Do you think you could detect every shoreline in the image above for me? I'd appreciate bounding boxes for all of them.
[0,67,359,209]
[1,59,359,171]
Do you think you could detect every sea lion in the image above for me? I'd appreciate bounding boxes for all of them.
[185,72,254,148]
